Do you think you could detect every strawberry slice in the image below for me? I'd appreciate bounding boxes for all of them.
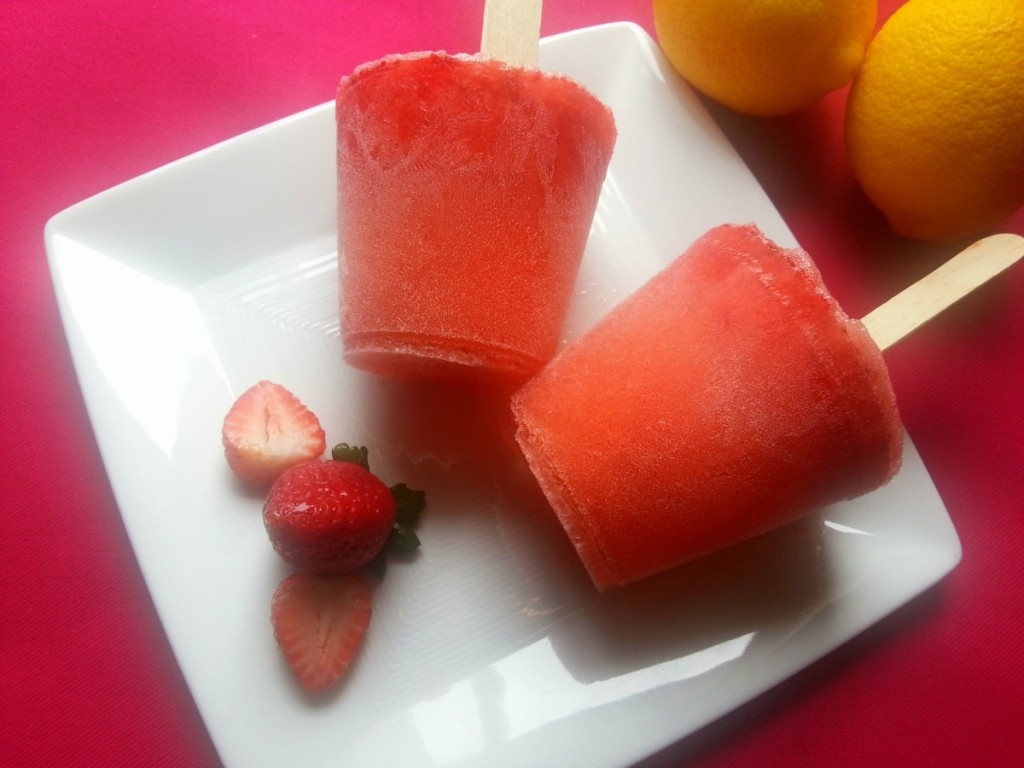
[271,571,372,692]
[222,381,326,486]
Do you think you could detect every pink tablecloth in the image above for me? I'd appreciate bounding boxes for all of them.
[2,1,1022,766]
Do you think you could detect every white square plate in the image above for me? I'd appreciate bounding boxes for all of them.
[46,22,960,768]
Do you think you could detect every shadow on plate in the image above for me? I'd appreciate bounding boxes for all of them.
[546,513,834,685]
[347,373,837,689]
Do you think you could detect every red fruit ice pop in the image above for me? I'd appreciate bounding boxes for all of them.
[335,0,615,385]
[512,223,1024,590]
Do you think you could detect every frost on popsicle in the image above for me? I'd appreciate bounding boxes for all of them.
[336,52,617,386]
[511,224,902,590]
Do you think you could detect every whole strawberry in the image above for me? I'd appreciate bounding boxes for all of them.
[264,457,396,574]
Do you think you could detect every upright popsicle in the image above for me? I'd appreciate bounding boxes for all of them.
[511,223,1024,590]
[335,0,616,385]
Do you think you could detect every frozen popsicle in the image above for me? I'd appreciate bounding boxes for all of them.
[335,46,616,385]
[511,223,904,590]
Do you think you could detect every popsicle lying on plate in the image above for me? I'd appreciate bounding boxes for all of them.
[335,0,616,385]
[511,223,1024,590]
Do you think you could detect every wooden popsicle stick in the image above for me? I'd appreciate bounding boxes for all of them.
[861,233,1024,351]
[480,0,543,66]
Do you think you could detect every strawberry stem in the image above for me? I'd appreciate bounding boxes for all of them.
[331,443,370,470]
[386,522,421,554]
[390,483,426,524]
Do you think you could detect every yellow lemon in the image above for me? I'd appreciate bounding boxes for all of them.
[846,0,1024,242]
[652,0,877,116]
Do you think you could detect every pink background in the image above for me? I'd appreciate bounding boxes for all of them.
[2,1,1022,766]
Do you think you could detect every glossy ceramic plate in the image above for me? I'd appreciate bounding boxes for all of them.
[46,22,961,768]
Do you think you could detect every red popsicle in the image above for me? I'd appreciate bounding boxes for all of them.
[336,51,616,385]
[511,224,903,590]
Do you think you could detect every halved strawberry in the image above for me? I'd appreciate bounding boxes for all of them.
[222,381,326,486]
[271,571,372,692]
